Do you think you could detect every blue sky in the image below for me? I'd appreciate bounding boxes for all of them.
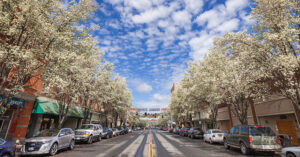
[90,0,254,109]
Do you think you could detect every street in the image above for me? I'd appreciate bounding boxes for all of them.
[54,129,280,157]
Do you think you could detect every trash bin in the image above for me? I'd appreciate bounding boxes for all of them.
[278,134,292,147]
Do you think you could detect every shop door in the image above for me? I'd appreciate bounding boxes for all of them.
[277,120,299,146]
[0,109,14,139]
[226,121,231,131]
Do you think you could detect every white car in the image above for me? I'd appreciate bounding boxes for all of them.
[281,147,300,157]
[204,129,225,144]
[75,124,103,144]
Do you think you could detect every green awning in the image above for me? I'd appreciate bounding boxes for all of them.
[68,107,84,118]
[33,99,84,119]
[32,99,59,115]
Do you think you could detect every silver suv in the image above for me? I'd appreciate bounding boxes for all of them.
[75,124,103,144]
[21,128,75,156]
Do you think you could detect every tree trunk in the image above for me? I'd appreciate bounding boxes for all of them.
[250,99,258,125]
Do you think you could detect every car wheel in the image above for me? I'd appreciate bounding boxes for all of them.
[209,139,213,144]
[192,135,195,139]
[240,142,250,155]
[2,154,10,157]
[224,139,230,149]
[98,134,102,141]
[87,136,93,144]
[69,140,75,150]
[49,143,58,156]
[287,153,296,157]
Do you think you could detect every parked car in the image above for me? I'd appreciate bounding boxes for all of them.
[124,127,129,134]
[118,127,126,135]
[281,147,300,157]
[174,127,181,134]
[162,127,168,131]
[203,129,224,143]
[112,128,120,136]
[223,125,282,155]
[128,128,132,133]
[75,124,103,144]
[169,128,174,133]
[102,128,113,139]
[21,128,75,156]
[0,138,16,157]
[180,127,190,136]
[188,128,204,139]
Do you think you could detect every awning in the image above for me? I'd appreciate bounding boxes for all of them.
[68,107,84,119]
[32,99,59,115]
[33,98,84,118]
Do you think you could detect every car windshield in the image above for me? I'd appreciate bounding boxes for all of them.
[112,128,116,131]
[0,138,5,145]
[249,127,275,136]
[212,130,223,133]
[103,128,109,132]
[80,125,94,130]
[34,129,60,137]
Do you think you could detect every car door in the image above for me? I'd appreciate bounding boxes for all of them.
[232,126,240,146]
[58,129,67,149]
[66,129,73,145]
[227,127,235,145]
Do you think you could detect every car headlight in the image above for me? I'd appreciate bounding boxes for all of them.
[43,140,52,144]
[84,131,91,136]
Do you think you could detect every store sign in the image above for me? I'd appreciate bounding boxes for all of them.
[0,95,26,107]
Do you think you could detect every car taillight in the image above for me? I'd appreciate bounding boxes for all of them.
[248,137,252,143]
[276,137,280,144]
[212,135,215,138]
[14,144,16,148]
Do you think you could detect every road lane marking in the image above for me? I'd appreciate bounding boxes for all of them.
[148,131,154,157]
[155,133,184,156]
[118,133,145,157]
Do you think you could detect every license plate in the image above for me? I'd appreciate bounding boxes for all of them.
[28,147,34,151]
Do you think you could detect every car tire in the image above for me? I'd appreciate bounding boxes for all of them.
[287,152,296,157]
[87,136,93,144]
[2,154,10,157]
[240,142,250,155]
[98,134,102,141]
[69,140,75,150]
[49,143,58,156]
[209,139,213,144]
[224,139,230,149]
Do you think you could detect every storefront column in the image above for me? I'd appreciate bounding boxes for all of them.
[13,101,35,141]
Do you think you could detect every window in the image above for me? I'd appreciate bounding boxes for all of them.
[233,127,240,134]
[229,127,235,134]
[249,127,275,136]
[240,126,249,135]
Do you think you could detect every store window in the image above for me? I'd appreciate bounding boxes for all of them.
[39,115,57,131]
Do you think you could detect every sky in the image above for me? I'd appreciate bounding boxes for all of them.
[90,0,254,109]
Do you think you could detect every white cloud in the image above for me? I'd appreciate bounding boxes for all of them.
[215,18,240,33]
[184,0,204,14]
[172,10,192,28]
[136,93,170,108]
[136,83,152,93]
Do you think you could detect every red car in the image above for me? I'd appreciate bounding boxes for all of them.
[169,128,174,133]
[162,127,168,131]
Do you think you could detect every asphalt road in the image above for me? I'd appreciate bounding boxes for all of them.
[53,129,280,157]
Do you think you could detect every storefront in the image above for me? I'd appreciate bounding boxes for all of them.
[0,96,27,140]
[26,97,84,138]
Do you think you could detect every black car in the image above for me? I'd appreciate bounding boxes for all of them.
[124,127,129,134]
[188,128,204,139]
[102,128,113,139]
[118,127,126,135]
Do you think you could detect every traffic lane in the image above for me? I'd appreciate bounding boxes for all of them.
[158,131,280,157]
[54,130,146,157]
